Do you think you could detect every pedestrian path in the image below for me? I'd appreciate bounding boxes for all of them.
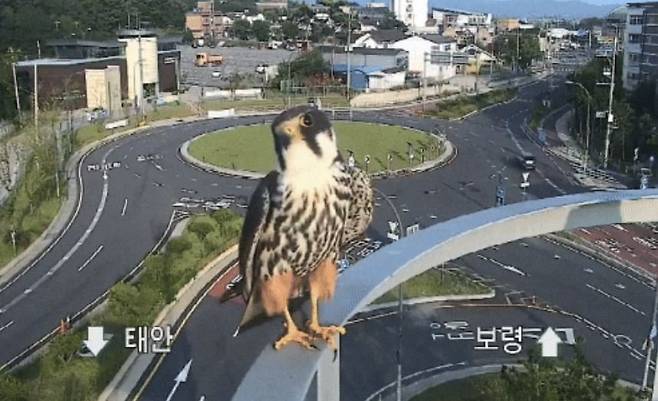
[545,109,626,190]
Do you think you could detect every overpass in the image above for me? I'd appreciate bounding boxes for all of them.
[232,189,658,401]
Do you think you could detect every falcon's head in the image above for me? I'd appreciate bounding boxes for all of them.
[271,106,338,173]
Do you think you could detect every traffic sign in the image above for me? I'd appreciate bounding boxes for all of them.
[520,182,530,189]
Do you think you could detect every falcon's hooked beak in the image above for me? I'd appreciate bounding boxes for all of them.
[271,106,337,172]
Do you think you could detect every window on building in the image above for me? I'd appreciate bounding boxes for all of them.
[647,15,658,24]
[630,15,644,25]
[629,53,641,62]
[629,34,642,43]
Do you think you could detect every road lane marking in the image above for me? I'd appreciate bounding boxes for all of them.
[0,320,14,334]
[0,156,111,312]
[586,283,646,316]
[477,254,527,276]
[78,245,104,272]
[121,198,128,216]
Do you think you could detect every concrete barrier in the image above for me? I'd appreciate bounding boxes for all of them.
[104,119,129,130]
[207,109,236,119]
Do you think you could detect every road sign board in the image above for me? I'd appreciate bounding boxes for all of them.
[522,172,530,183]
[520,182,530,189]
[406,224,420,236]
[387,232,400,241]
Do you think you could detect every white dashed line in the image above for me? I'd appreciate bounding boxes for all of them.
[586,284,646,316]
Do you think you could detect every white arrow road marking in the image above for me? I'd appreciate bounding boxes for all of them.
[477,254,527,276]
[83,326,109,356]
[538,327,562,357]
[586,284,645,316]
[166,359,193,401]
[78,245,104,272]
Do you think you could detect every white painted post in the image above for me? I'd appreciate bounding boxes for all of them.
[317,337,340,401]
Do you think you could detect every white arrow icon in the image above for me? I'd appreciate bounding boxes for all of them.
[83,326,109,356]
[538,327,562,357]
[522,172,530,182]
[166,359,193,401]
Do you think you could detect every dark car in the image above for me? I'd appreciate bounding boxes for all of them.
[519,153,536,171]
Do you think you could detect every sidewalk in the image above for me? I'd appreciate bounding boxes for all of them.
[541,108,626,190]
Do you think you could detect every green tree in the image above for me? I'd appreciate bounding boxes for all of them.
[282,21,299,40]
[0,375,29,401]
[231,19,252,41]
[188,215,218,238]
[182,29,194,44]
[252,20,271,42]
[493,32,541,70]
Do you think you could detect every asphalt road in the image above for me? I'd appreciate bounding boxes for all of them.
[133,77,658,400]
[2,72,655,400]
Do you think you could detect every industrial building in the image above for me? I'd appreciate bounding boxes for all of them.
[14,30,181,115]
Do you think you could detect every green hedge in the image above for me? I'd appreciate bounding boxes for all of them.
[427,89,517,120]
[2,210,242,401]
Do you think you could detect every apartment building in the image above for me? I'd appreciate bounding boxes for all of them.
[623,2,658,90]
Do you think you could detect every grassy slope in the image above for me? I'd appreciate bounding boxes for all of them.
[188,121,440,174]
[373,268,490,304]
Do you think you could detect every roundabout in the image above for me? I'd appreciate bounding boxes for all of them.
[3,76,658,401]
[186,121,445,175]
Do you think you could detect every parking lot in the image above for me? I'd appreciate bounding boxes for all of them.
[178,45,297,88]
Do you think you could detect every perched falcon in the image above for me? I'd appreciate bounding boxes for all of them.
[235,106,373,350]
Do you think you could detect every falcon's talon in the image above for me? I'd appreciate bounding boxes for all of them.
[307,323,346,349]
[274,328,316,350]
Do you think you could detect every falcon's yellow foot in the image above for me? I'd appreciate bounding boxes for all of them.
[307,323,346,350]
[274,326,316,351]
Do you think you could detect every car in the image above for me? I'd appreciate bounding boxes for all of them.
[255,64,268,74]
[211,71,221,78]
[216,199,233,208]
[137,155,146,162]
[519,153,536,171]
[87,164,100,171]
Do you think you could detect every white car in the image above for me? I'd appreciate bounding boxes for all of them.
[211,71,221,78]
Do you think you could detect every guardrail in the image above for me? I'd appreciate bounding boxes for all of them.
[232,189,658,401]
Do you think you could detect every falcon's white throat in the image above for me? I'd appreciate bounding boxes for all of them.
[280,131,339,191]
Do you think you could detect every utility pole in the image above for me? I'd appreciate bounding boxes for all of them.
[33,63,39,131]
[642,278,658,389]
[138,27,145,119]
[12,61,21,118]
[346,10,352,101]
[603,34,616,169]
[422,52,428,111]
[516,28,520,72]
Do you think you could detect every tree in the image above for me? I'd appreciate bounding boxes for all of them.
[182,29,194,44]
[493,32,541,70]
[282,21,299,40]
[231,19,252,41]
[252,20,272,42]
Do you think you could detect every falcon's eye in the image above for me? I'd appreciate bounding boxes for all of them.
[301,113,313,127]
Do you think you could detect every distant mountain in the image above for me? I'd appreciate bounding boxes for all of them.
[427,0,620,19]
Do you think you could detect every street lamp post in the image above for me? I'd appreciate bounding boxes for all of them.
[566,80,592,175]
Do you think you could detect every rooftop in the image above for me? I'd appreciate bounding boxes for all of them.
[15,56,124,67]
[421,34,458,44]
[46,39,124,48]
[367,29,408,43]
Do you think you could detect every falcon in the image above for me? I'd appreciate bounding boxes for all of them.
[234,106,373,350]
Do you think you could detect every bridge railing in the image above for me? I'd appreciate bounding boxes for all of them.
[232,189,658,401]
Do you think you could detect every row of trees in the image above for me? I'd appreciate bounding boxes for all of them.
[492,31,542,71]
[569,56,658,168]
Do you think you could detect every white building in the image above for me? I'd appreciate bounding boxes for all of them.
[391,35,458,81]
[392,0,428,32]
[118,30,159,108]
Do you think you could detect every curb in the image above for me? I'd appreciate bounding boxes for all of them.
[98,245,239,401]
[360,289,495,313]
[180,124,457,180]
[0,121,158,286]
